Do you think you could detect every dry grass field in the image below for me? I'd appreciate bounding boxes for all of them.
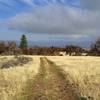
[48,56,100,100]
[0,56,40,100]
[0,56,100,100]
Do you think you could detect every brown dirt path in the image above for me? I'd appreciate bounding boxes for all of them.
[22,57,80,100]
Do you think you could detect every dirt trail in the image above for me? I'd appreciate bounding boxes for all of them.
[24,57,80,100]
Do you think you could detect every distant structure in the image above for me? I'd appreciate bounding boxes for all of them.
[59,51,66,56]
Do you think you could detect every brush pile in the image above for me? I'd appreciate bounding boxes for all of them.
[1,56,33,69]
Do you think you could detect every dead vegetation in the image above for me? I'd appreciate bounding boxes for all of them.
[0,56,40,100]
[0,56,100,100]
[48,56,100,100]
[0,56,33,69]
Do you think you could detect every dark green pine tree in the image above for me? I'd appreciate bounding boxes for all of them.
[20,34,28,49]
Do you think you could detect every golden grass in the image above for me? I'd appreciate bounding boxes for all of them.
[0,56,100,100]
[48,56,100,100]
[0,56,40,100]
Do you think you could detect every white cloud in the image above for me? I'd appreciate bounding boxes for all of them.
[8,4,100,38]
[0,0,100,40]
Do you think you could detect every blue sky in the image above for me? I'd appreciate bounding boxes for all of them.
[0,0,100,47]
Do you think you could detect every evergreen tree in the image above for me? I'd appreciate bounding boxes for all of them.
[20,34,28,49]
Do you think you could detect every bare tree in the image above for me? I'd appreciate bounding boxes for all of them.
[0,41,6,54]
[65,45,84,56]
[90,38,100,56]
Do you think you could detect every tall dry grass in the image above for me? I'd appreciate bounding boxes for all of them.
[0,56,40,100]
[48,56,100,100]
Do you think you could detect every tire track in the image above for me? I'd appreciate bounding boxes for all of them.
[25,57,80,100]
[42,57,80,100]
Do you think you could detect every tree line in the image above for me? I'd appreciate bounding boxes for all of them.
[0,35,100,56]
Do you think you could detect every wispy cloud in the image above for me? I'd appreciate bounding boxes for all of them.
[0,1,12,8]
[20,0,34,6]
[0,0,16,8]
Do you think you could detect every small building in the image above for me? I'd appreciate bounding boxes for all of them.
[59,51,66,56]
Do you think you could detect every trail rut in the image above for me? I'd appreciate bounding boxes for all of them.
[23,57,80,100]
